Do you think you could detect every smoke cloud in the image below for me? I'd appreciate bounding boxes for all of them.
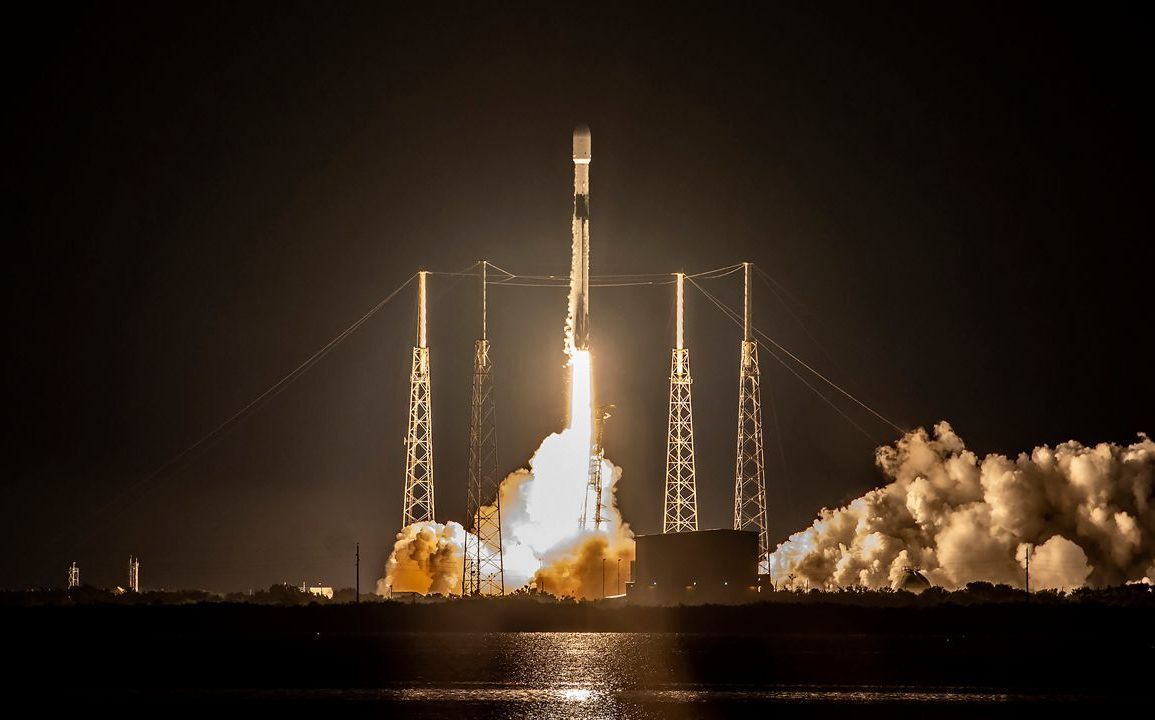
[770,422,1155,590]
[380,422,635,598]
[378,521,467,596]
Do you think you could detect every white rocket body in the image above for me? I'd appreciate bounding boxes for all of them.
[570,125,591,351]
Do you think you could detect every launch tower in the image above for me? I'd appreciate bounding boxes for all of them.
[402,271,435,527]
[663,273,699,533]
[581,407,611,531]
[463,262,504,595]
[127,555,140,593]
[733,263,770,573]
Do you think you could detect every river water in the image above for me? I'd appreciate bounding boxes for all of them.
[72,630,1133,716]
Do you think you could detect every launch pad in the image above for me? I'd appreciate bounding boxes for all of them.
[386,125,780,598]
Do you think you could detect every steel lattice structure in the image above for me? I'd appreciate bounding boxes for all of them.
[463,264,504,595]
[664,348,698,532]
[581,408,610,532]
[733,264,769,573]
[663,273,698,533]
[127,555,140,593]
[402,272,435,528]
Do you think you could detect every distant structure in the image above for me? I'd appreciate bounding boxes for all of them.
[463,262,504,596]
[663,272,699,533]
[897,567,932,594]
[402,271,435,527]
[301,582,334,600]
[127,555,140,593]
[733,262,770,573]
[68,562,80,589]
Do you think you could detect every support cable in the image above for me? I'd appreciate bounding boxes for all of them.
[689,276,905,435]
[49,273,419,555]
[687,277,893,442]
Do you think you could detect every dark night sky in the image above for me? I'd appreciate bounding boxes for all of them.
[4,3,1150,591]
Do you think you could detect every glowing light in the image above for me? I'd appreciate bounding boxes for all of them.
[569,349,593,439]
[560,688,593,702]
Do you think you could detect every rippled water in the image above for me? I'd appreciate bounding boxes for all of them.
[59,631,1124,716]
[193,632,1094,717]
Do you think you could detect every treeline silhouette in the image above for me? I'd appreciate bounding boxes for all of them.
[2,581,1150,609]
[4,584,1151,705]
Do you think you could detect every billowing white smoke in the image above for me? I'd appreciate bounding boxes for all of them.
[378,521,468,595]
[770,422,1155,591]
[382,205,632,598]
[380,350,635,598]
[488,425,634,596]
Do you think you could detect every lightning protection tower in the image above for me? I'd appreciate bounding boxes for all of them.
[733,262,770,573]
[402,271,435,528]
[68,562,80,589]
[127,555,140,593]
[663,272,699,533]
[463,262,504,596]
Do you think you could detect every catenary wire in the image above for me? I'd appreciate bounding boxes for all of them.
[49,273,419,557]
[687,277,884,442]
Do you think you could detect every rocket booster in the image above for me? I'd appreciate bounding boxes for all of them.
[571,125,591,351]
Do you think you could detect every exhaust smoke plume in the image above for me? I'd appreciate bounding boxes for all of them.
[381,352,634,598]
[770,422,1155,591]
[378,520,467,596]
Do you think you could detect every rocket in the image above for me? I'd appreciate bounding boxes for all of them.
[571,124,592,351]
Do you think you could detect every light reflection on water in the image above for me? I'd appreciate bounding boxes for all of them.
[348,632,1026,717]
[391,686,1011,703]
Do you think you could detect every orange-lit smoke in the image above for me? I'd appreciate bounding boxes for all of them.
[770,422,1155,591]
[381,350,634,598]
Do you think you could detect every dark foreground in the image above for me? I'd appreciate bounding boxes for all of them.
[9,600,1151,716]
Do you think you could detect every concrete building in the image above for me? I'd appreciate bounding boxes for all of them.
[628,529,760,605]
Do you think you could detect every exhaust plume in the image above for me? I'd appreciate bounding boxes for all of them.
[379,521,467,596]
[770,422,1155,590]
[380,353,635,598]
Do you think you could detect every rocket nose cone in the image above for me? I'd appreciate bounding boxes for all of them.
[573,124,591,162]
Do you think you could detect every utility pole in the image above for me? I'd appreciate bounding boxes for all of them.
[602,557,606,599]
[1025,544,1031,596]
[734,262,770,573]
[355,542,360,604]
[617,558,621,595]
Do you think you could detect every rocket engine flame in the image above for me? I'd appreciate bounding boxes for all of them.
[770,422,1155,591]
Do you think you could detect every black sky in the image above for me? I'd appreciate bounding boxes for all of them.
[4,3,1151,591]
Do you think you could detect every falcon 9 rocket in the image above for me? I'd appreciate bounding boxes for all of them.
[569,125,592,352]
